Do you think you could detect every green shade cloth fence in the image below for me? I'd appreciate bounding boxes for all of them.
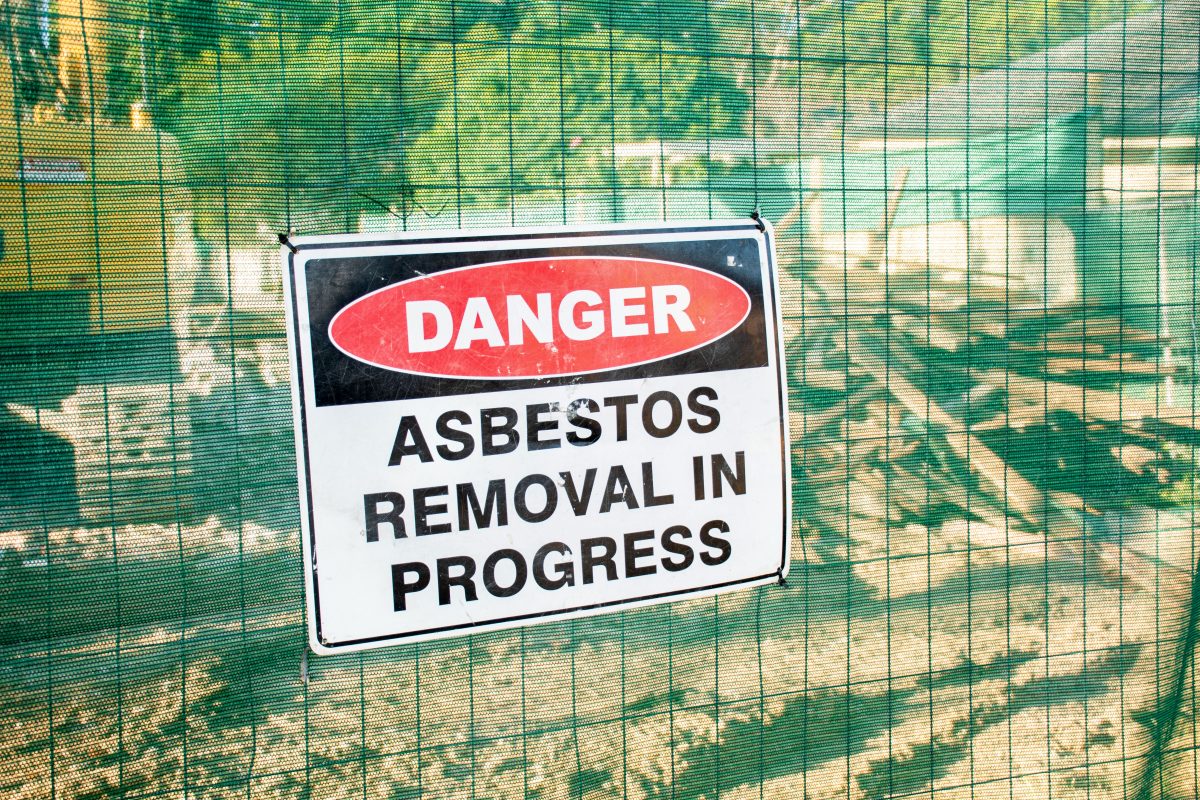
[2,0,1200,799]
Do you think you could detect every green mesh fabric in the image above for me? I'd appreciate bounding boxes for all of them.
[2,0,1200,797]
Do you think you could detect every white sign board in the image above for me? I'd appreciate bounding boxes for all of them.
[283,221,790,653]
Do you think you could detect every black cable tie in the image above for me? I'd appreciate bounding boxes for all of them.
[278,232,298,254]
[751,209,766,232]
[778,575,788,588]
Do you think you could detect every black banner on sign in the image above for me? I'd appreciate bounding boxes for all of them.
[302,235,770,406]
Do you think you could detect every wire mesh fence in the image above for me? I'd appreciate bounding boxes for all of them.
[0,0,1199,797]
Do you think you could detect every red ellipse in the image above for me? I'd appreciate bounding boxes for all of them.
[328,257,752,380]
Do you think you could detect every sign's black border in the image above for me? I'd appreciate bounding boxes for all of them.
[286,221,790,651]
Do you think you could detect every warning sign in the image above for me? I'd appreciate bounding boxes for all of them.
[283,221,790,653]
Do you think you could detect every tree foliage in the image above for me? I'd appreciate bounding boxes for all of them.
[794,0,1135,119]
[92,0,1139,226]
